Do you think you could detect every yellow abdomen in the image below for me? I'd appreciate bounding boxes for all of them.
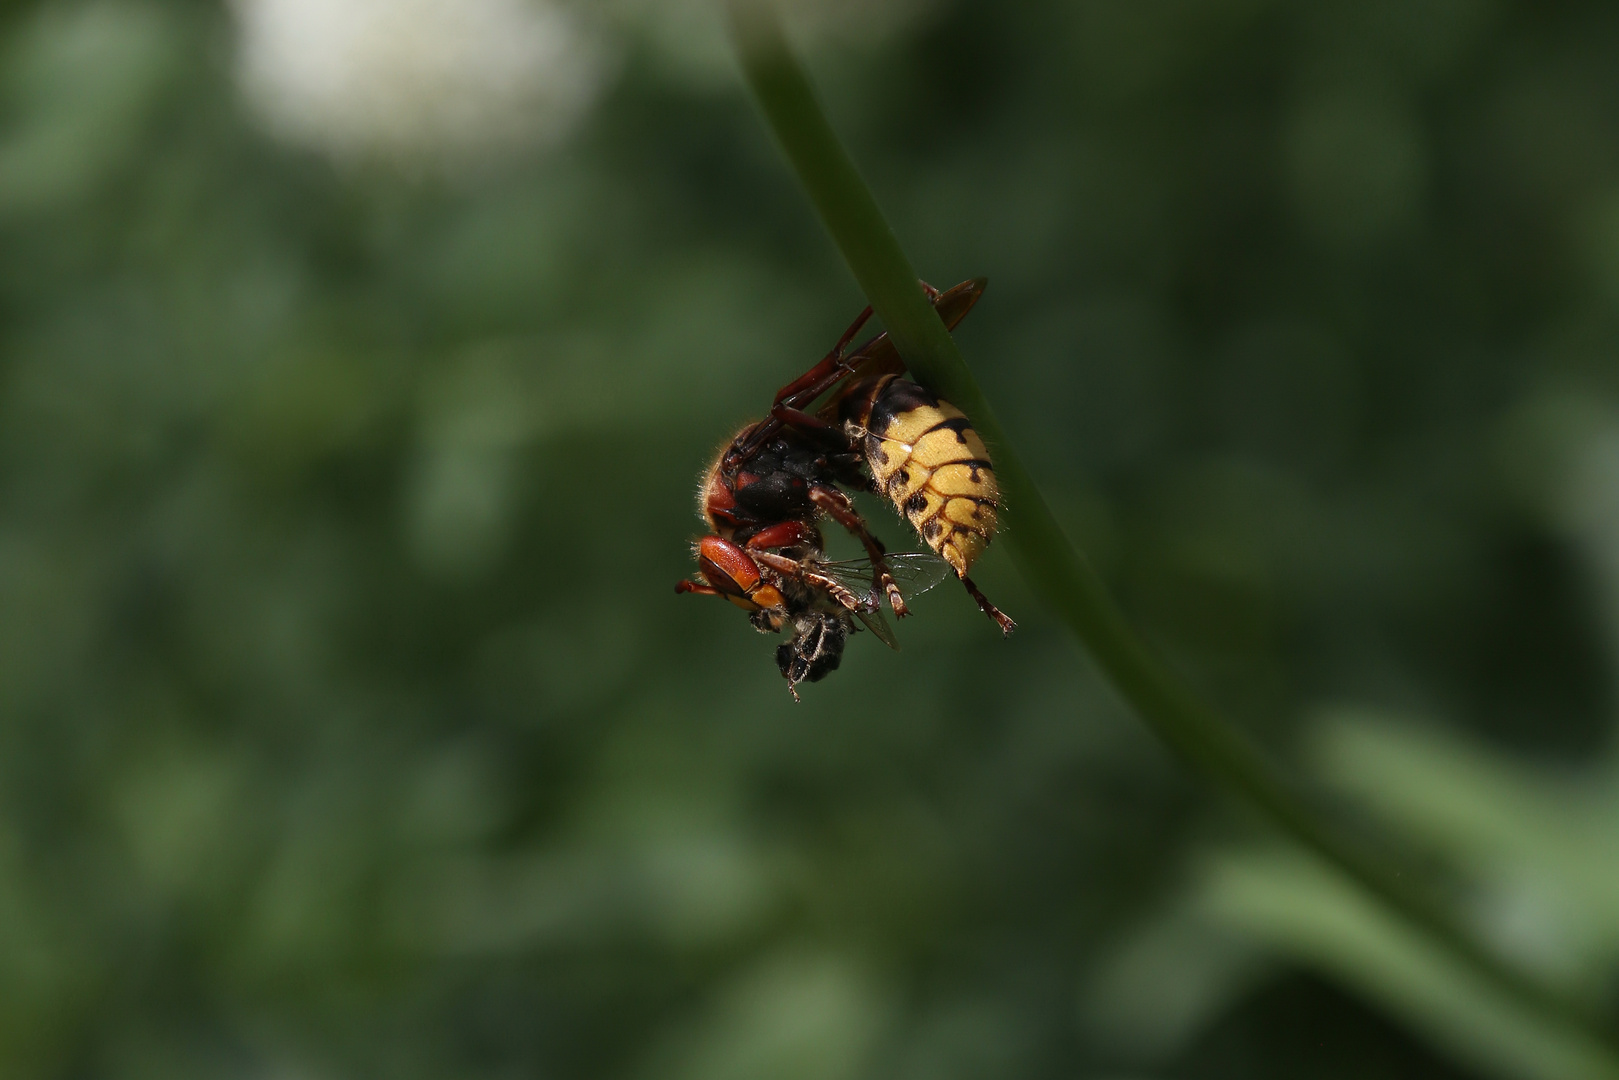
[858,380,999,578]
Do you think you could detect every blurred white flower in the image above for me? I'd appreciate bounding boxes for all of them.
[231,0,609,166]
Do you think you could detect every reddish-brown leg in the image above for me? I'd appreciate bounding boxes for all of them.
[726,282,983,469]
[726,307,876,466]
[767,405,850,451]
[807,485,908,617]
[743,520,820,552]
[771,304,873,407]
[752,551,864,612]
[960,575,1016,636]
[675,580,721,597]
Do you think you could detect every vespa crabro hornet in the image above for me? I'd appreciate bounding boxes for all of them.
[676,278,1012,697]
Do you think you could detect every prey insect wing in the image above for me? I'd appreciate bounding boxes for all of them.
[817,551,954,604]
[833,551,951,652]
[853,606,900,651]
[884,551,956,596]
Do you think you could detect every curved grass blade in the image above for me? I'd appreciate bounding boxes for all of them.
[723,0,1619,1066]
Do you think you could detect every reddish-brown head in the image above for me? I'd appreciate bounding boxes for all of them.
[699,423,758,535]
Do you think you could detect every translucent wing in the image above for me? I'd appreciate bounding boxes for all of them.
[883,551,957,596]
[853,606,899,651]
[815,278,987,418]
[810,552,955,652]
[817,551,955,603]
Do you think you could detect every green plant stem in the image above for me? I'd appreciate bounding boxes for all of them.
[725,0,1619,1061]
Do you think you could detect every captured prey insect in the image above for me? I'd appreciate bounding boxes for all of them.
[676,536,950,699]
[676,277,1011,696]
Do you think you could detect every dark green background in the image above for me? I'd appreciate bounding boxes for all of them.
[2,0,1617,1077]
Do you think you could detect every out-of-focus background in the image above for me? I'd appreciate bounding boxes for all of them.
[3,0,1619,1076]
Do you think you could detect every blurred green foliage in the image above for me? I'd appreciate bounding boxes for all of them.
[3,0,1619,1077]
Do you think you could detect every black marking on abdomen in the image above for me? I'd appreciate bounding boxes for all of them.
[931,458,995,473]
[921,416,974,441]
[864,432,888,465]
[867,380,939,435]
[923,492,999,509]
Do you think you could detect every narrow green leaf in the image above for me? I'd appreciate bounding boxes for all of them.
[723,1,1619,1066]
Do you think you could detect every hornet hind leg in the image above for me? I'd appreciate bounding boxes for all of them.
[960,575,1016,636]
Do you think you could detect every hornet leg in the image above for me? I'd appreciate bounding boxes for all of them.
[960,575,1016,636]
[808,485,908,618]
[752,550,865,612]
[727,305,876,466]
[767,405,853,452]
[771,304,874,408]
